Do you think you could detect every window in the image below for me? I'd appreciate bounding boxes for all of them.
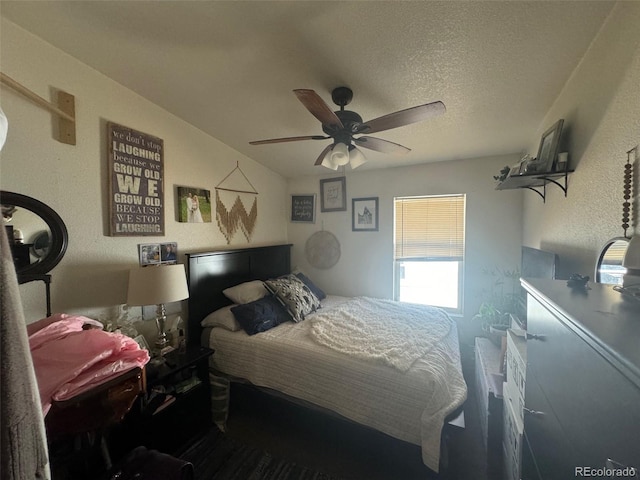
[393,194,465,313]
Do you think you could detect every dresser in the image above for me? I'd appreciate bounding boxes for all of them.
[521,279,640,479]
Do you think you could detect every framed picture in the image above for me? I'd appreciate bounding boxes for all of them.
[139,242,178,265]
[536,119,564,173]
[108,122,165,236]
[352,197,379,232]
[320,177,347,212]
[290,194,316,223]
[139,243,160,265]
[176,186,212,223]
[160,242,178,263]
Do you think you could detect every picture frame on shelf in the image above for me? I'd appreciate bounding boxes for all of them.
[517,154,532,175]
[555,152,568,172]
[320,177,347,212]
[290,194,316,223]
[352,197,379,232]
[536,119,564,174]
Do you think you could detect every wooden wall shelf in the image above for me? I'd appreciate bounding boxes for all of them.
[0,72,76,145]
[495,170,574,203]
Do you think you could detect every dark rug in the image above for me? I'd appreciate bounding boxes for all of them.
[180,427,346,480]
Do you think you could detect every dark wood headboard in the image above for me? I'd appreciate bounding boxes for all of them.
[185,244,292,346]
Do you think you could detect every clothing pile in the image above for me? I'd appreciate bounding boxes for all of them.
[28,313,150,416]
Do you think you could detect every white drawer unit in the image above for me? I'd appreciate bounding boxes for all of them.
[505,328,526,429]
[503,383,524,480]
[474,337,504,473]
[505,328,526,402]
[504,328,526,480]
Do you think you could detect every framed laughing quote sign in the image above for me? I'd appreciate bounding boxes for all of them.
[108,122,165,236]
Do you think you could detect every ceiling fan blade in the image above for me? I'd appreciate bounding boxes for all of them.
[314,143,334,166]
[249,135,328,145]
[356,101,445,135]
[294,89,344,130]
[354,136,411,155]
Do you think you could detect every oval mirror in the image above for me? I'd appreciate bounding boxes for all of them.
[1,191,68,275]
[595,237,629,285]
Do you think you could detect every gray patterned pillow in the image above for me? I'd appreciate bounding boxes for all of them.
[264,274,321,322]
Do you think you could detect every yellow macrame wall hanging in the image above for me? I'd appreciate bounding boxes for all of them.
[215,163,258,244]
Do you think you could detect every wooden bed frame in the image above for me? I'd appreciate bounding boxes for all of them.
[185,244,292,346]
[184,243,464,477]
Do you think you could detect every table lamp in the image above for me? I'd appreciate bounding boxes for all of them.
[623,235,640,287]
[127,264,189,350]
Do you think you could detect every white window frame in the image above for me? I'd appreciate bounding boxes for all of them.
[393,194,466,314]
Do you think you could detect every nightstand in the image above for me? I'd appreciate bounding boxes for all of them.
[124,345,214,455]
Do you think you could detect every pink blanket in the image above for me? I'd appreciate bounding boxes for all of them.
[29,314,150,416]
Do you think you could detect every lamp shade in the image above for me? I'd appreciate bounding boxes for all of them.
[331,142,349,166]
[623,235,640,270]
[0,107,7,151]
[127,264,189,306]
[321,146,339,170]
[349,146,367,169]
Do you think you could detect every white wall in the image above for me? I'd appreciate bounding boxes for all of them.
[523,2,640,278]
[0,18,288,324]
[287,153,524,340]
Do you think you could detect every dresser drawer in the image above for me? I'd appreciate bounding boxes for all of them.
[526,297,640,474]
[503,383,523,480]
[506,329,526,407]
[522,367,579,479]
[503,379,524,432]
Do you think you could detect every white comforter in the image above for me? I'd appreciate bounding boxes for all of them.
[207,296,467,472]
[310,297,453,372]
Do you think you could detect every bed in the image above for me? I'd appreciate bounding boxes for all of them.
[185,244,467,474]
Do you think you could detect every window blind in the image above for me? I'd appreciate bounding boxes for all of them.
[394,195,465,260]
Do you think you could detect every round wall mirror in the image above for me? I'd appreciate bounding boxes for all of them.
[1,191,68,275]
[595,237,629,285]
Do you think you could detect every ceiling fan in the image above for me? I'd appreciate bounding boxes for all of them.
[249,87,445,170]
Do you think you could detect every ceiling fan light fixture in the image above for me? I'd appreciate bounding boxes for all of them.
[321,146,339,170]
[331,142,350,166]
[349,146,367,169]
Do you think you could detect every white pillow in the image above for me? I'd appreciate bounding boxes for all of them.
[201,304,242,331]
[222,280,268,304]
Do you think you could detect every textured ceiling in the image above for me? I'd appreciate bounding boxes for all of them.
[1,1,613,178]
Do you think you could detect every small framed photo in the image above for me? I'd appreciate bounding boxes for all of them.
[160,242,178,263]
[139,242,178,265]
[290,194,316,223]
[133,334,150,352]
[320,177,347,212]
[352,197,379,232]
[139,243,160,265]
[176,186,212,223]
[536,119,564,174]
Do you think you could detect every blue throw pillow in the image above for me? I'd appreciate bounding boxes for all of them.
[295,272,326,301]
[231,296,291,335]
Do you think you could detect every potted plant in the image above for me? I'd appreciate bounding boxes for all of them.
[473,266,522,345]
